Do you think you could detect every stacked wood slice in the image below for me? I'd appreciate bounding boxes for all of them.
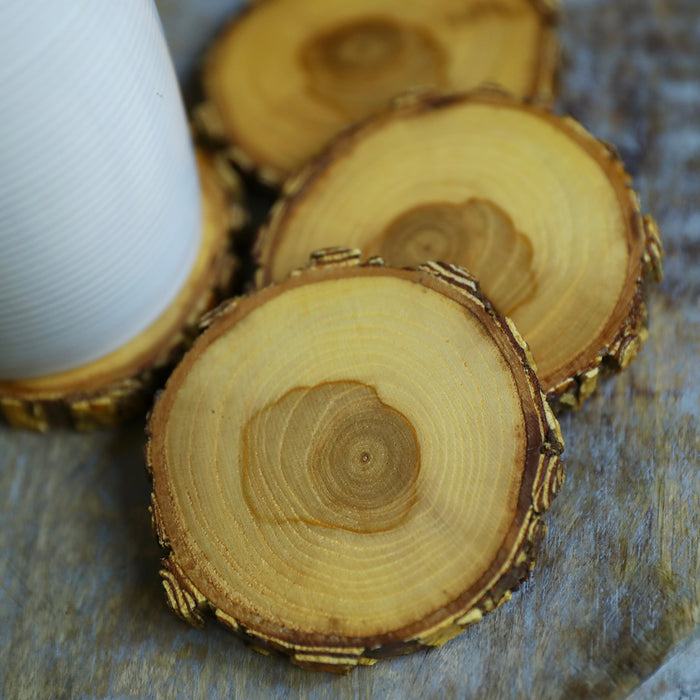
[0,152,246,431]
[255,90,663,409]
[147,251,564,672]
[149,1,662,674]
[196,0,560,184]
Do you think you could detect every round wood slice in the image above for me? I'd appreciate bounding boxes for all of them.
[196,0,559,185]
[0,151,246,431]
[255,90,664,408]
[146,249,564,673]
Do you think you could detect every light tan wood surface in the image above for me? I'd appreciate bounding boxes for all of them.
[147,254,563,671]
[198,0,559,184]
[255,90,663,408]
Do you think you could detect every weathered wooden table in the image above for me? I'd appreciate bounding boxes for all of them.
[1,1,698,697]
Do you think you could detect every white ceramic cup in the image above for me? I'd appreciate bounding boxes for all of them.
[0,0,201,380]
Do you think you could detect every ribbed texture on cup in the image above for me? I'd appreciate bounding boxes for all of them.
[0,0,201,379]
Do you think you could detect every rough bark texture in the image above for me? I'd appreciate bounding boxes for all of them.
[146,249,564,672]
[547,213,663,411]
[254,88,664,409]
[194,0,561,186]
[0,151,245,431]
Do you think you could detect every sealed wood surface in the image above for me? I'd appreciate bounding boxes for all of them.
[1,0,698,697]
[146,256,564,670]
[253,89,663,407]
[198,0,558,183]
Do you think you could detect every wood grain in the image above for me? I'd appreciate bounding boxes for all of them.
[1,0,698,697]
[253,89,662,407]
[146,257,564,669]
[197,0,559,184]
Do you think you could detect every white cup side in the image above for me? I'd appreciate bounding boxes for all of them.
[0,0,201,379]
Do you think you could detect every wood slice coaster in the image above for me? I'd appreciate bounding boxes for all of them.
[195,0,560,185]
[255,90,664,408]
[0,152,245,431]
[146,249,564,673]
